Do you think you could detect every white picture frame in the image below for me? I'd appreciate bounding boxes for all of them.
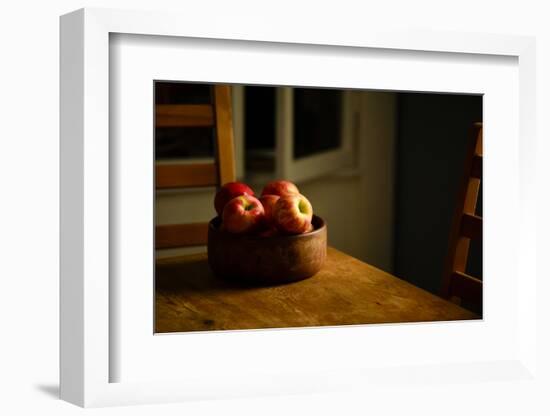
[60,7,538,408]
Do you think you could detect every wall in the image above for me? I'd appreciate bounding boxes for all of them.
[358,92,398,272]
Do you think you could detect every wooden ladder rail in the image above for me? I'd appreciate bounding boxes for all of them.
[441,122,483,311]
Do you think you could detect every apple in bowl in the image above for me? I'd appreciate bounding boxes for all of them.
[261,180,300,198]
[207,214,326,284]
[273,193,313,234]
[222,194,264,234]
[214,182,255,216]
[259,194,280,226]
[208,181,326,284]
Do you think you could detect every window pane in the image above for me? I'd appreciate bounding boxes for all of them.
[245,86,277,172]
[293,88,342,159]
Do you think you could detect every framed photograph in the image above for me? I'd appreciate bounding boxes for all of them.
[60,8,537,407]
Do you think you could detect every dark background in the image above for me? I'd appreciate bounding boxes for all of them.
[394,93,483,294]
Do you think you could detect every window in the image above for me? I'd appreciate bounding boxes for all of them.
[243,86,357,183]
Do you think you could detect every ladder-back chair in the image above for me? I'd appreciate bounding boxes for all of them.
[155,85,236,250]
[441,122,483,312]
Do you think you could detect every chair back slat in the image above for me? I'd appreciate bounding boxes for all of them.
[156,104,214,127]
[156,223,210,249]
[156,163,217,189]
[449,271,482,307]
[460,213,482,240]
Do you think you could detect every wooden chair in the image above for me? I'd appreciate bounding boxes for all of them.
[155,85,236,250]
[441,122,483,312]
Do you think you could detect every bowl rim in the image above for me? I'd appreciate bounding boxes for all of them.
[208,214,326,241]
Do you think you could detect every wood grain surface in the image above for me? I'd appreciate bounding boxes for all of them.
[212,85,236,185]
[155,247,479,333]
[155,104,214,127]
[155,163,217,189]
[155,222,210,249]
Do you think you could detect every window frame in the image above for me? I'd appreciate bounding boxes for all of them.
[275,87,356,182]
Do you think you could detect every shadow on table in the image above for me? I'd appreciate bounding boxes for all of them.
[155,254,309,295]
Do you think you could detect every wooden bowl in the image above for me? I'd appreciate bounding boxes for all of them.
[207,215,327,285]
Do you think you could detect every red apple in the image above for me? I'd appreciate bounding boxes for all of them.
[273,194,313,234]
[214,182,255,216]
[259,194,280,227]
[261,180,300,198]
[222,194,265,234]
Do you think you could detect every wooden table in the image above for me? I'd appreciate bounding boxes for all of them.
[155,247,479,333]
